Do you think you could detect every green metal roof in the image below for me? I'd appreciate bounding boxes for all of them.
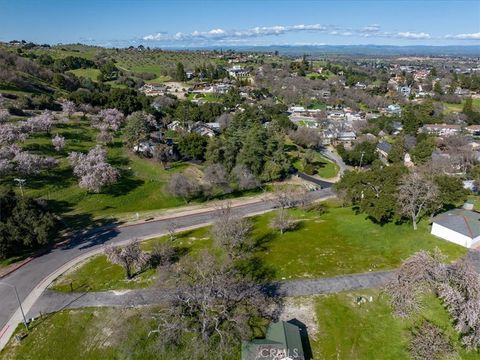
[241,321,305,360]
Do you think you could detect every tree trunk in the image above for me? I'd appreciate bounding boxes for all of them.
[412,214,418,230]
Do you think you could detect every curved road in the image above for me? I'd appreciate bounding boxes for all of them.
[0,187,334,346]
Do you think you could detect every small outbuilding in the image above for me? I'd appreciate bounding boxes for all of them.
[431,201,480,248]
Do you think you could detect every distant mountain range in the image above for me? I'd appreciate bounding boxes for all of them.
[169,44,480,57]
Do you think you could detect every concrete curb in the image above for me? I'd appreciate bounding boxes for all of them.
[0,258,35,280]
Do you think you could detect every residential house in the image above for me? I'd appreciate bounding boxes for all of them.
[386,104,402,116]
[377,141,392,160]
[397,85,411,97]
[392,121,403,135]
[431,202,480,248]
[422,124,462,136]
[241,321,305,360]
[336,131,357,144]
[228,65,249,78]
[191,122,219,138]
[289,106,306,113]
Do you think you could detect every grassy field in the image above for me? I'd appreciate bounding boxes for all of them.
[0,307,162,360]
[443,98,480,113]
[0,118,190,227]
[68,68,101,82]
[253,207,466,280]
[51,227,212,292]
[4,289,479,359]
[49,206,467,292]
[312,289,480,359]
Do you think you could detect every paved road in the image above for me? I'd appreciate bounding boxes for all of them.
[22,249,480,320]
[27,270,395,318]
[320,148,348,174]
[0,187,334,334]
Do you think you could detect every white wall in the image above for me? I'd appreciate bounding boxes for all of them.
[431,223,472,248]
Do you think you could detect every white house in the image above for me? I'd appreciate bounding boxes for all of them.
[431,203,480,248]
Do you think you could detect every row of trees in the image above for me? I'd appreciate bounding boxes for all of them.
[387,250,480,357]
[336,163,468,228]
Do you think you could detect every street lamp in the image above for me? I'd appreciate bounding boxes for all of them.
[0,282,28,331]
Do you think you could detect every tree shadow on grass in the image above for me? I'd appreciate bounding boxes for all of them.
[102,175,144,198]
[24,166,75,190]
[44,199,121,251]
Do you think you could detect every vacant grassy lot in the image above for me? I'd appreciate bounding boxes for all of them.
[51,227,212,292]
[312,289,480,359]
[253,208,466,280]
[49,206,467,292]
[68,68,101,82]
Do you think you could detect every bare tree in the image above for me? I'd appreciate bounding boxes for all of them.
[397,171,439,230]
[269,185,308,234]
[232,165,260,191]
[211,203,252,260]
[150,251,279,359]
[104,239,150,279]
[289,127,322,148]
[385,249,446,318]
[271,210,296,234]
[167,173,200,203]
[437,259,480,350]
[204,163,230,191]
[153,143,172,168]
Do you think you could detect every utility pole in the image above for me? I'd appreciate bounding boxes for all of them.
[0,282,28,331]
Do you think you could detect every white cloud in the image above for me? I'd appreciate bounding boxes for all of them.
[396,32,431,39]
[142,32,167,41]
[142,24,440,44]
[445,32,480,40]
[361,24,381,33]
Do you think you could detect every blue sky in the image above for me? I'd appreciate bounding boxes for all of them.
[1,0,479,47]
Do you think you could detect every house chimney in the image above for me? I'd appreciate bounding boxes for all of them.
[463,200,474,211]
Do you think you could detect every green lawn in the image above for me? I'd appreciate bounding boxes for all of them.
[1,118,189,226]
[68,68,101,82]
[49,206,467,292]
[291,150,339,179]
[253,208,466,280]
[0,307,161,360]
[49,255,157,292]
[50,227,212,292]
[124,65,171,84]
[443,98,480,114]
[312,289,480,359]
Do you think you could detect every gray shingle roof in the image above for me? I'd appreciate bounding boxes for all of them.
[432,208,480,238]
